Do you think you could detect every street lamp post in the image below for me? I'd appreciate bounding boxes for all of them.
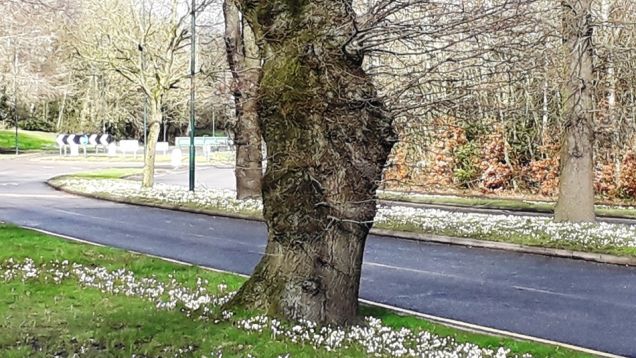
[189,0,196,192]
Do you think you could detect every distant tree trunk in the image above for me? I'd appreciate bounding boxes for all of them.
[554,0,596,222]
[141,97,162,188]
[56,91,66,131]
[226,0,395,325]
[223,0,263,200]
[541,58,549,151]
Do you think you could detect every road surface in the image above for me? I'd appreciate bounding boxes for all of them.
[1,158,635,356]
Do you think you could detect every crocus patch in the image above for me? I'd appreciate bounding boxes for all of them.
[56,177,636,252]
[2,258,530,357]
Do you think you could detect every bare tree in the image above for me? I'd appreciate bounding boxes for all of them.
[0,0,70,121]
[69,0,209,187]
[554,0,596,222]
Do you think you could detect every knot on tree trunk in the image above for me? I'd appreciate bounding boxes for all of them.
[281,279,326,322]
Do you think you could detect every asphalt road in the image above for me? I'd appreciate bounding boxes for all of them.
[1,158,636,356]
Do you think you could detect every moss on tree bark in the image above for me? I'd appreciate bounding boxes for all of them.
[226,0,395,325]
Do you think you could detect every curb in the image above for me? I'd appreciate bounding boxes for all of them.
[17,225,623,358]
[47,177,636,268]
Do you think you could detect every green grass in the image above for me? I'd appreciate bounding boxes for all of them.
[70,168,141,179]
[379,190,636,220]
[0,130,56,152]
[380,191,554,212]
[0,225,588,357]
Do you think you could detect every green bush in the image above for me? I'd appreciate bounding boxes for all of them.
[453,142,480,187]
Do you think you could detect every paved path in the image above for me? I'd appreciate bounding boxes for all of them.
[1,159,636,356]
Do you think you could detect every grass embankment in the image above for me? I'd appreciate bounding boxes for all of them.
[0,130,56,152]
[379,191,636,220]
[0,225,583,357]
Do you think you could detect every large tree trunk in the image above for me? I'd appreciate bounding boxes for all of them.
[223,0,263,200]
[226,0,395,325]
[141,98,162,188]
[554,0,596,222]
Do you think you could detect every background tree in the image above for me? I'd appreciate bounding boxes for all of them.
[554,0,596,222]
[0,0,71,132]
[69,0,206,187]
[374,0,636,213]
[223,0,262,200]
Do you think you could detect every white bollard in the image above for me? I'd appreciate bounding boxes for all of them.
[171,148,182,169]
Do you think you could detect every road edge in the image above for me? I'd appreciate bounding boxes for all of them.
[47,178,636,268]
[19,225,622,358]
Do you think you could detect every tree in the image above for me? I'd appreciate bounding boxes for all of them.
[554,0,596,222]
[223,0,263,200]
[226,0,395,325]
[70,0,200,188]
[0,0,69,128]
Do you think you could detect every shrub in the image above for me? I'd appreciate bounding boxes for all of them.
[595,163,617,198]
[479,131,513,190]
[453,142,480,187]
[619,151,636,198]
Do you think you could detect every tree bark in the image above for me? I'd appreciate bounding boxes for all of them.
[56,91,67,131]
[226,0,395,325]
[223,0,263,200]
[141,97,162,188]
[554,0,596,223]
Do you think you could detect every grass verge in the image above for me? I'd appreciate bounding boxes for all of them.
[70,168,142,179]
[377,220,636,259]
[0,224,587,357]
[379,191,636,220]
[0,130,56,152]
